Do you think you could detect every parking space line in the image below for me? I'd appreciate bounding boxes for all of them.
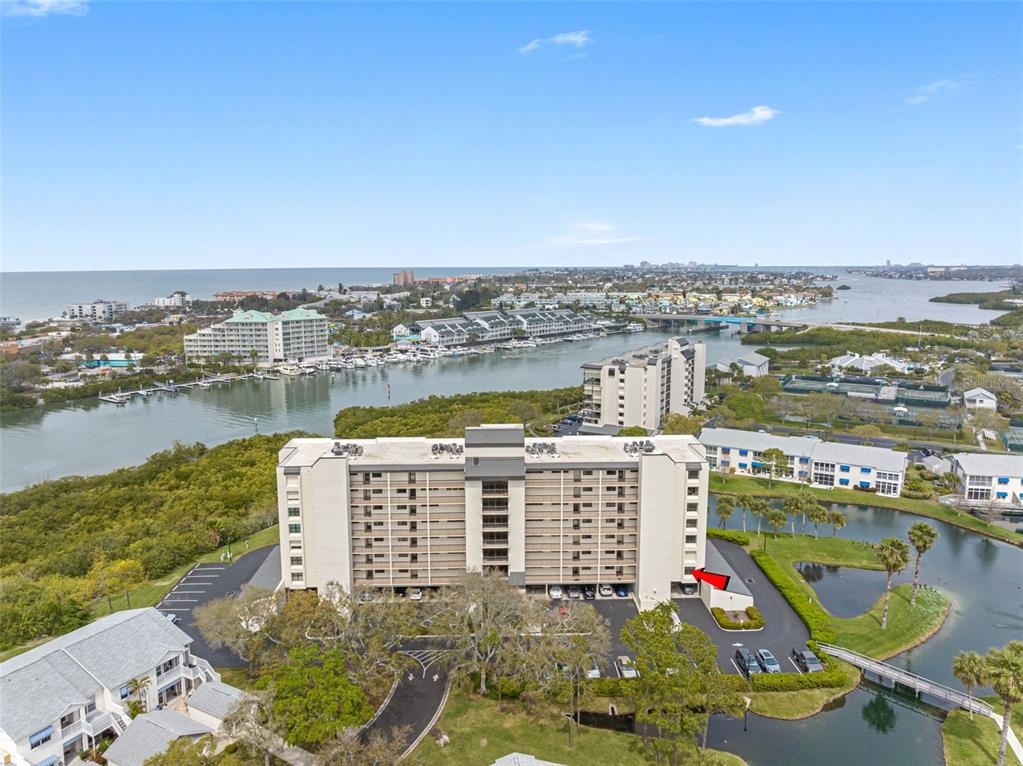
[161,598,198,603]
[195,565,226,570]
[788,657,804,674]
[171,590,207,594]
[729,658,744,676]
[158,608,193,612]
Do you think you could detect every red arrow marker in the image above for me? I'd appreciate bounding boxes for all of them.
[692,568,730,590]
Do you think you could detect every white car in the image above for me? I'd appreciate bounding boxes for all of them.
[549,585,563,600]
[585,658,601,680]
[617,656,639,679]
[407,587,424,602]
[598,584,613,597]
[567,585,583,600]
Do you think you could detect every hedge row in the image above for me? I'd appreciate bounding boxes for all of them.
[750,665,848,691]
[748,549,837,643]
[711,606,765,630]
[707,528,752,546]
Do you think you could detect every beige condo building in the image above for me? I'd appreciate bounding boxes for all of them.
[581,337,707,431]
[277,425,709,609]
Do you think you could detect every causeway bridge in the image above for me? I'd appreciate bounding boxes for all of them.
[818,643,1023,763]
[635,313,956,337]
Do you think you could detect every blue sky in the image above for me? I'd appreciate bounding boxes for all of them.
[2,1,1020,271]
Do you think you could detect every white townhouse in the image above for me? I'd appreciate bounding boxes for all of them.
[0,609,221,766]
[699,427,907,497]
[963,387,998,411]
[949,453,1023,506]
[64,300,129,322]
[398,309,596,347]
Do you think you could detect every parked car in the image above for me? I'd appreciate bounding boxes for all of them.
[407,587,424,602]
[585,658,601,679]
[617,655,639,679]
[735,648,761,676]
[598,584,614,597]
[614,584,629,598]
[552,424,562,432]
[568,585,583,600]
[792,648,824,673]
[756,649,781,673]
[583,585,596,600]
[358,590,376,603]
[549,585,563,600]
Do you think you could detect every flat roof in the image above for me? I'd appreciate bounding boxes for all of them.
[280,432,706,471]
[699,427,907,472]
[582,337,696,371]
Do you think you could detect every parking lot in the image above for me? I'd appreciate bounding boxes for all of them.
[158,545,281,668]
[673,540,810,675]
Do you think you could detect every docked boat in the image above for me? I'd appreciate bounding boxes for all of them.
[279,365,303,377]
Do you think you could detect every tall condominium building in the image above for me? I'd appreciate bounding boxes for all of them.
[183,308,329,367]
[393,270,416,286]
[581,337,707,431]
[65,299,129,322]
[277,425,709,609]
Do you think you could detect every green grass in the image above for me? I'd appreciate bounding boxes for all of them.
[414,691,748,766]
[747,532,951,660]
[710,473,1023,548]
[748,660,861,719]
[942,698,1022,766]
[91,524,280,618]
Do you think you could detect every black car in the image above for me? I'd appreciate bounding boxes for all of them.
[792,648,825,673]
[735,648,761,677]
[583,585,596,600]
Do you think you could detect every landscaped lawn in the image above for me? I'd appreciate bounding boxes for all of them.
[414,691,748,766]
[748,660,861,719]
[942,697,1022,766]
[709,473,1022,547]
[740,532,950,659]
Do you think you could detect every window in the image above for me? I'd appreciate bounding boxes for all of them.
[685,518,698,529]
[29,726,54,749]
[687,486,699,496]
[967,487,991,501]
[288,524,301,534]
[291,573,303,582]
[288,507,300,517]
[685,535,697,544]
[119,685,131,699]
[688,469,700,480]
[290,541,301,550]
[290,557,303,566]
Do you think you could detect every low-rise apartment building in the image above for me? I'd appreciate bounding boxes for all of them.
[699,427,907,496]
[64,299,129,322]
[581,337,707,431]
[394,309,594,346]
[183,308,329,367]
[949,453,1023,506]
[0,609,221,766]
[277,425,710,609]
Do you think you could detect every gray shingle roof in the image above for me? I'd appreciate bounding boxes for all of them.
[104,710,211,766]
[186,681,243,721]
[699,428,907,473]
[0,609,192,742]
[951,452,1023,477]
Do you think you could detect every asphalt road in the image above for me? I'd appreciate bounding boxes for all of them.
[158,544,279,668]
[674,540,810,675]
[362,637,452,755]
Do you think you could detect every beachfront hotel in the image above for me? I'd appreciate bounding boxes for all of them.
[580,337,707,432]
[183,308,329,367]
[276,425,710,610]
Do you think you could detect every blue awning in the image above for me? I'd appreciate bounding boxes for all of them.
[859,481,871,488]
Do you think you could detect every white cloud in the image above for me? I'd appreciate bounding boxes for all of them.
[519,30,591,56]
[3,0,88,15]
[544,222,637,248]
[905,79,968,106]
[692,105,780,128]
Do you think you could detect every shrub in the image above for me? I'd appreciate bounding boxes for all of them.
[707,528,751,546]
[749,550,837,643]
[590,677,633,697]
[711,606,765,630]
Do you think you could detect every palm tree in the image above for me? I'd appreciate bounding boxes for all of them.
[808,503,829,540]
[127,676,151,713]
[985,641,1023,766]
[907,522,939,606]
[828,509,846,537]
[952,650,986,722]
[748,497,770,537]
[737,494,752,534]
[765,508,787,551]
[782,496,802,538]
[876,537,910,629]
[716,496,735,530]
